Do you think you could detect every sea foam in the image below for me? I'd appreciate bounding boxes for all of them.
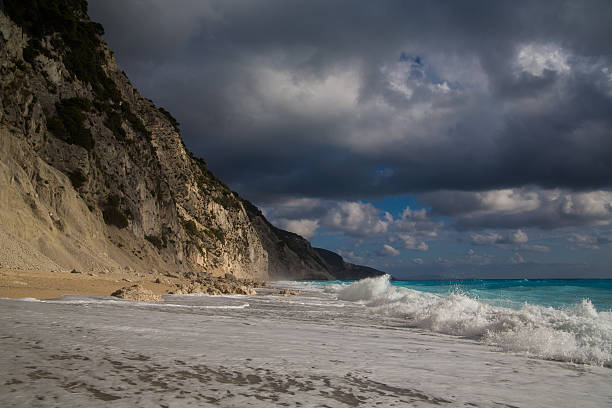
[329,275,612,367]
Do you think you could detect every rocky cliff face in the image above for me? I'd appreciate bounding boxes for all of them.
[313,248,387,281]
[0,0,385,281]
[242,201,387,280]
[241,200,334,280]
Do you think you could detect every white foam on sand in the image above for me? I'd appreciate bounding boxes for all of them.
[4,295,252,310]
[0,297,41,302]
[1,281,611,407]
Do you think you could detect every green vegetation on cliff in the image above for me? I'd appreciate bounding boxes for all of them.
[5,0,120,101]
[47,97,94,149]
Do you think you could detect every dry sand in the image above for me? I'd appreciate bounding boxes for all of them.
[0,268,181,300]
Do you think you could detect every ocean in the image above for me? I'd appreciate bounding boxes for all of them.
[390,278,612,310]
[1,276,611,406]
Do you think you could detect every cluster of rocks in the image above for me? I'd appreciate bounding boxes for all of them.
[111,284,163,302]
[170,273,261,296]
[110,272,304,301]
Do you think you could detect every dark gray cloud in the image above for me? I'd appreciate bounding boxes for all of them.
[88,0,612,205]
[422,188,612,230]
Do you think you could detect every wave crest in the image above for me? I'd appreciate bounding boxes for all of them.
[332,275,611,367]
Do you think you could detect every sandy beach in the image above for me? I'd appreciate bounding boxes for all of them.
[0,267,268,301]
[1,280,611,407]
[0,268,189,300]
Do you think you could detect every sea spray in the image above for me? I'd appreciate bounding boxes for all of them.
[326,275,612,367]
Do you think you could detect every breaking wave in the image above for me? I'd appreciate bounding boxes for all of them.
[330,275,612,367]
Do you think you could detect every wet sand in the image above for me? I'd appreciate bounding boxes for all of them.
[1,292,611,407]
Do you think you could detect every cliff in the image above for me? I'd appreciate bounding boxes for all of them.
[313,248,387,281]
[0,0,385,281]
[241,199,334,280]
[241,200,387,280]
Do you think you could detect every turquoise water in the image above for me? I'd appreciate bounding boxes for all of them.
[393,279,612,311]
[312,279,612,312]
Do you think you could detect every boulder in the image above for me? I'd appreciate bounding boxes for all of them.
[111,285,162,302]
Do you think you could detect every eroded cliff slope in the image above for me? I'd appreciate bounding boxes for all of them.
[0,0,385,281]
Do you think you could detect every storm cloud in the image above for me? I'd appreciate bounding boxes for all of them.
[423,188,612,229]
[87,1,612,277]
[89,0,612,202]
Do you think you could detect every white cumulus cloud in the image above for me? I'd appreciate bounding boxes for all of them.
[324,201,391,237]
[516,43,570,77]
[469,229,528,246]
[277,219,319,239]
[379,244,401,257]
[398,234,429,251]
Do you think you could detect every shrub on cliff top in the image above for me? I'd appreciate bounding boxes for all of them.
[158,107,180,132]
[212,191,242,211]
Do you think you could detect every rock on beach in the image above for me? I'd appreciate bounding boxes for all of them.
[111,284,163,302]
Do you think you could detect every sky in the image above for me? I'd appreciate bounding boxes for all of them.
[88,0,612,279]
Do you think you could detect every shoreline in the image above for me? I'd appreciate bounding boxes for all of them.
[2,287,611,407]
